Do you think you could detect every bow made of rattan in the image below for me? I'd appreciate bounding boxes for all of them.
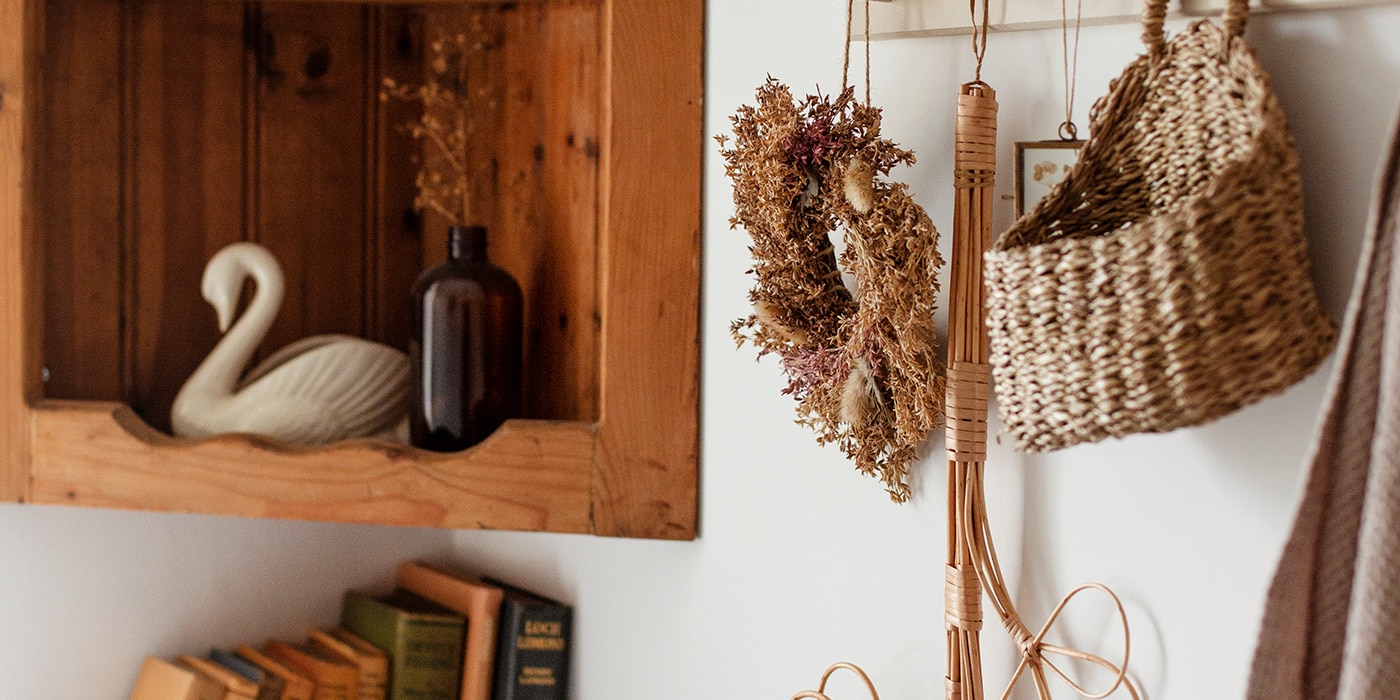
[791,663,881,700]
[956,451,1141,700]
[1000,584,1139,700]
[791,580,1137,700]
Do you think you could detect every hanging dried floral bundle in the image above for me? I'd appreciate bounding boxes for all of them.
[381,26,474,225]
[718,78,945,501]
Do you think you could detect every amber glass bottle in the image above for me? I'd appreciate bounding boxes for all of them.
[411,225,524,451]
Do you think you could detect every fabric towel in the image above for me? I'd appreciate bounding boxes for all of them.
[1248,110,1400,698]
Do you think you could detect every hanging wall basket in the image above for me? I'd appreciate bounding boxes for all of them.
[984,0,1337,452]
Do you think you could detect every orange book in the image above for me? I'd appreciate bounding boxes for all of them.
[177,656,259,700]
[129,656,224,700]
[397,560,505,700]
[265,639,360,700]
[309,628,388,700]
[236,646,316,700]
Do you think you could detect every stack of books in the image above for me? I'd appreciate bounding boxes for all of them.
[128,561,572,700]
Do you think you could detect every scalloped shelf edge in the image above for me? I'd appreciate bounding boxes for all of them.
[27,399,595,533]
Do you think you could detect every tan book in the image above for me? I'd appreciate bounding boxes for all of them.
[397,560,505,700]
[309,628,388,700]
[266,639,360,700]
[129,656,224,700]
[236,646,316,700]
[178,656,259,700]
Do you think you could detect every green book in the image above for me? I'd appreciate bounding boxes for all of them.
[341,589,466,700]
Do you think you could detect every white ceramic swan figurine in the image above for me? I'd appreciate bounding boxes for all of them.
[171,242,410,445]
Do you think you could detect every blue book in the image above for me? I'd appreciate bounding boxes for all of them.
[210,648,284,700]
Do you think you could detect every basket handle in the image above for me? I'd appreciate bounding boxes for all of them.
[1142,0,1249,56]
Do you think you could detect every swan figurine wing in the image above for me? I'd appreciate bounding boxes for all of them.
[171,242,411,445]
[231,334,409,444]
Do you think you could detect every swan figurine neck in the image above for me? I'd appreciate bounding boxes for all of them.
[187,242,284,397]
[171,242,409,445]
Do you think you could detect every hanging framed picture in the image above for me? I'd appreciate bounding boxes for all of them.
[1014,140,1083,218]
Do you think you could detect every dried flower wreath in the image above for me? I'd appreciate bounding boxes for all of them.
[718,79,945,501]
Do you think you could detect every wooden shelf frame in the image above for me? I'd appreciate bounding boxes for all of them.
[0,0,702,540]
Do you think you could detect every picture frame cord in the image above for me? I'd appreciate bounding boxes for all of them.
[1061,0,1084,140]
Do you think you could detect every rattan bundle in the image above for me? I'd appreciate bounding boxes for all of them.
[984,0,1337,452]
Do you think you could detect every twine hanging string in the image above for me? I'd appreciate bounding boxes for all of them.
[969,0,991,83]
[842,0,872,105]
[1060,0,1083,140]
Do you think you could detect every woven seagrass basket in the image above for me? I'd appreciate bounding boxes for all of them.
[984,0,1337,452]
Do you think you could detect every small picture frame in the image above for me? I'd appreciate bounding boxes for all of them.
[1014,140,1084,218]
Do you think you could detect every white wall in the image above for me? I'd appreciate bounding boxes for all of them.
[3,1,1400,698]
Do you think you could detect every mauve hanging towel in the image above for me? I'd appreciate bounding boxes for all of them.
[1248,108,1400,699]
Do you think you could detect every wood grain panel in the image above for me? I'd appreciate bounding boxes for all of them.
[128,0,248,432]
[366,6,423,352]
[592,0,702,538]
[39,0,124,401]
[491,4,549,417]
[478,1,599,420]
[30,401,593,532]
[0,0,39,502]
[253,1,371,353]
[536,0,600,422]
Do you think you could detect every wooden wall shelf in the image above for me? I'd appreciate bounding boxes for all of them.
[0,0,702,539]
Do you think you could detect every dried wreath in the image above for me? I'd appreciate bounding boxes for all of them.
[718,79,945,501]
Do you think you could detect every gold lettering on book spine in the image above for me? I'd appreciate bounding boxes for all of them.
[517,636,566,651]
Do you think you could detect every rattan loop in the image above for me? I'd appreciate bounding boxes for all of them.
[1141,0,1168,55]
[1144,0,1248,55]
[1223,0,1249,36]
[999,583,1140,700]
[1058,121,1078,141]
[791,663,881,700]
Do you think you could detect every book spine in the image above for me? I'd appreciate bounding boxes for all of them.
[392,617,464,700]
[265,641,357,700]
[463,606,499,700]
[209,649,283,700]
[492,602,571,700]
[235,646,316,700]
[340,591,462,700]
[395,561,504,700]
[320,629,388,700]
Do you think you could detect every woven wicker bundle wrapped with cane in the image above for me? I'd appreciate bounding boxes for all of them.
[984,0,1337,452]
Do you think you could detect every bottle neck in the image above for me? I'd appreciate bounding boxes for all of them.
[448,225,489,262]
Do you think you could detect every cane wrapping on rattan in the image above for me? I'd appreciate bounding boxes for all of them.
[946,362,990,462]
[984,0,1337,452]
